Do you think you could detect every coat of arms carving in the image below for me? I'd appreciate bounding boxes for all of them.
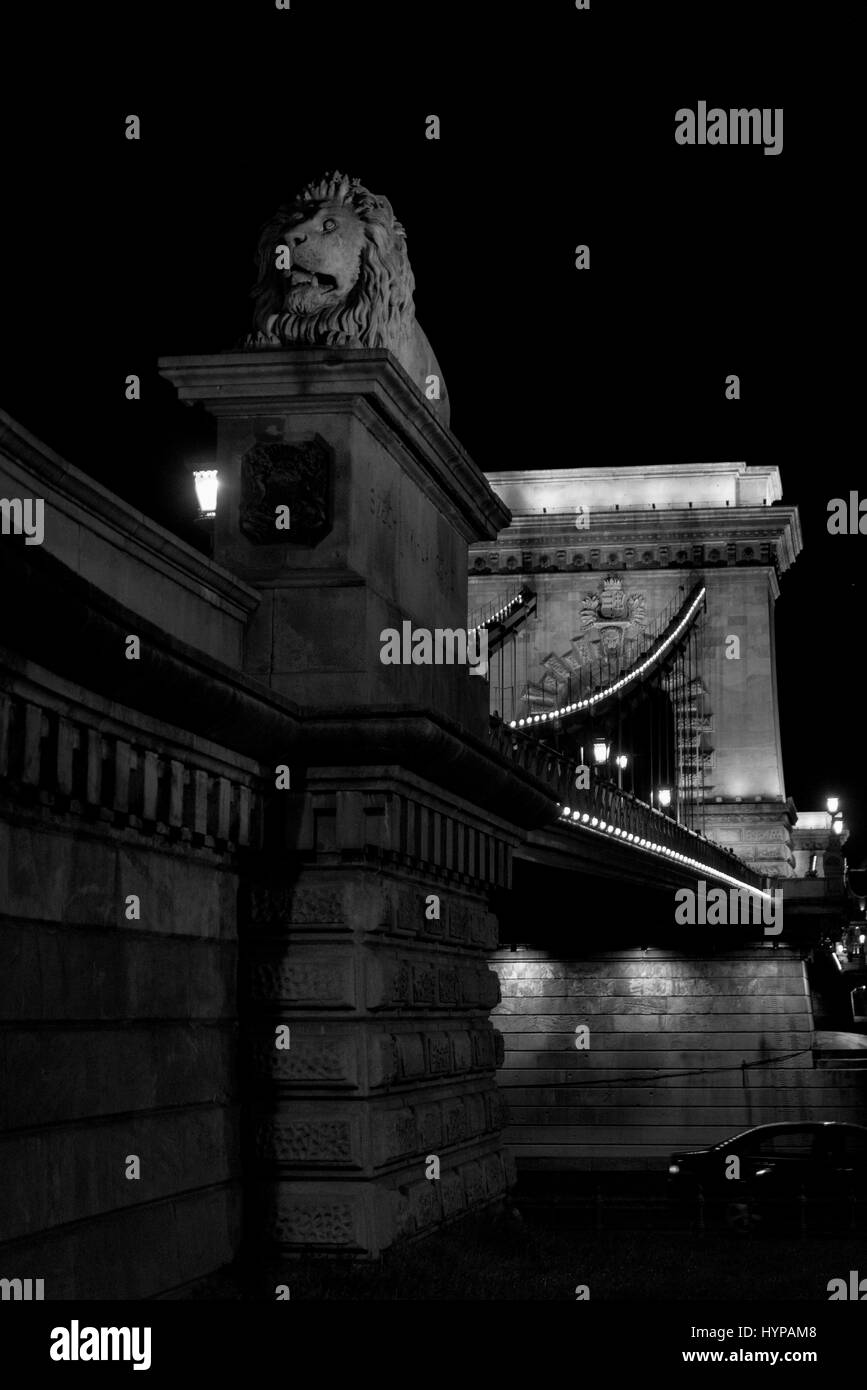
[239,434,332,546]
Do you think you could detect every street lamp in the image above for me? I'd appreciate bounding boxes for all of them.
[193,469,219,520]
[657,787,672,811]
[615,753,628,790]
[826,796,840,815]
[832,817,844,835]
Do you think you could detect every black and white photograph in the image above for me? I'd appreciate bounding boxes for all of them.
[0,0,862,1369]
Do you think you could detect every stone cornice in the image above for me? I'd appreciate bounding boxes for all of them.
[158,349,511,546]
[468,506,802,575]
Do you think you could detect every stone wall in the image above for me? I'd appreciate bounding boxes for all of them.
[490,945,867,1171]
[0,654,263,1297]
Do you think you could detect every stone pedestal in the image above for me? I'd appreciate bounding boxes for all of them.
[160,349,509,737]
[702,799,796,881]
[159,347,518,1258]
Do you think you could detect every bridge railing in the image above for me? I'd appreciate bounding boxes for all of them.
[487,716,764,890]
[468,584,536,635]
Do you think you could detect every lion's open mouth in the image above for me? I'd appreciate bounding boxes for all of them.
[286,268,338,291]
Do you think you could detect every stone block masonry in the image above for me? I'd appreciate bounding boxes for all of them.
[491,947,867,1171]
[0,656,264,1297]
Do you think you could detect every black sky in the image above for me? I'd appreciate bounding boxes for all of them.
[0,3,861,858]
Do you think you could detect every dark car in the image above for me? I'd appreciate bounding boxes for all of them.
[668,1121,867,1233]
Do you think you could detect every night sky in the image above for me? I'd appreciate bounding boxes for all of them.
[1,3,860,859]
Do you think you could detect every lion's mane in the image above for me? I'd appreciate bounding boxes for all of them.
[245,171,416,350]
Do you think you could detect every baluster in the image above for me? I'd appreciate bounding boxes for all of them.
[194,769,209,838]
[56,717,76,797]
[169,759,185,828]
[238,784,252,847]
[0,693,11,778]
[114,739,131,814]
[142,751,159,821]
[23,703,44,786]
[85,728,102,805]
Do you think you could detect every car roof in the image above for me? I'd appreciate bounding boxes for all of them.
[713,1121,867,1149]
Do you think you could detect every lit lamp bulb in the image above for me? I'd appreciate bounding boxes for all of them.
[616,755,628,770]
[832,817,844,835]
[826,797,840,814]
[592,738,609,765]
[194,469,219,519]
[658,788,672,809]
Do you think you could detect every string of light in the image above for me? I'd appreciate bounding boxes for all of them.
[469,590,530,635]
[554,800,771,900]
[510,586,707,728]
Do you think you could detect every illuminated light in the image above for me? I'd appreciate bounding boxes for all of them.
[833,818,844,835]
[860,935,866,945]
[562,806,572,817]
[510,720,517,728]
[518,719,525,726]
[590,817,599,827]
[581,813,590,823]
[616,755,628,769]
[193,468,219,518]
[657,788,672,809]
[592,738,610,764]
[572,811,582,821]
[607,824,615,833]
[827,797,840,814]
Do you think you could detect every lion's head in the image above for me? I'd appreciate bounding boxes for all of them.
[245,171,416,351]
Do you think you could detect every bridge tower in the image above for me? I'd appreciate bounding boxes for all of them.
[468,463,803,881]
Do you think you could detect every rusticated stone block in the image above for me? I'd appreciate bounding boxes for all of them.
[448,901,471,942]
[472,1029,495,1069]
[408,1179,441,1232]
[464,1091,486,1137]
[249,884,345,927]
[250,953,355,1007]
[376,1109,417,1164]
[443,1102,467,1145]
[368,956,411,1009]
[451,1030,473,1072]
[441,1172,466,1218]
[255,1118,357,1167]
[427,1032,451,1074]
[371,1034,400,1087]
[258,1031,358,1088]
[462,1160,485,1207]
[397,1033,426,1077]
[416,1104,442,1149]
[486,1090,509,1131]
[268,1193,359,1247]
[480,969,501,1008]
[437,966,460,1005]
[412,963,437,1005]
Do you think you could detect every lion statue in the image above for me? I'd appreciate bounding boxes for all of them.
[244,171,449,424]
